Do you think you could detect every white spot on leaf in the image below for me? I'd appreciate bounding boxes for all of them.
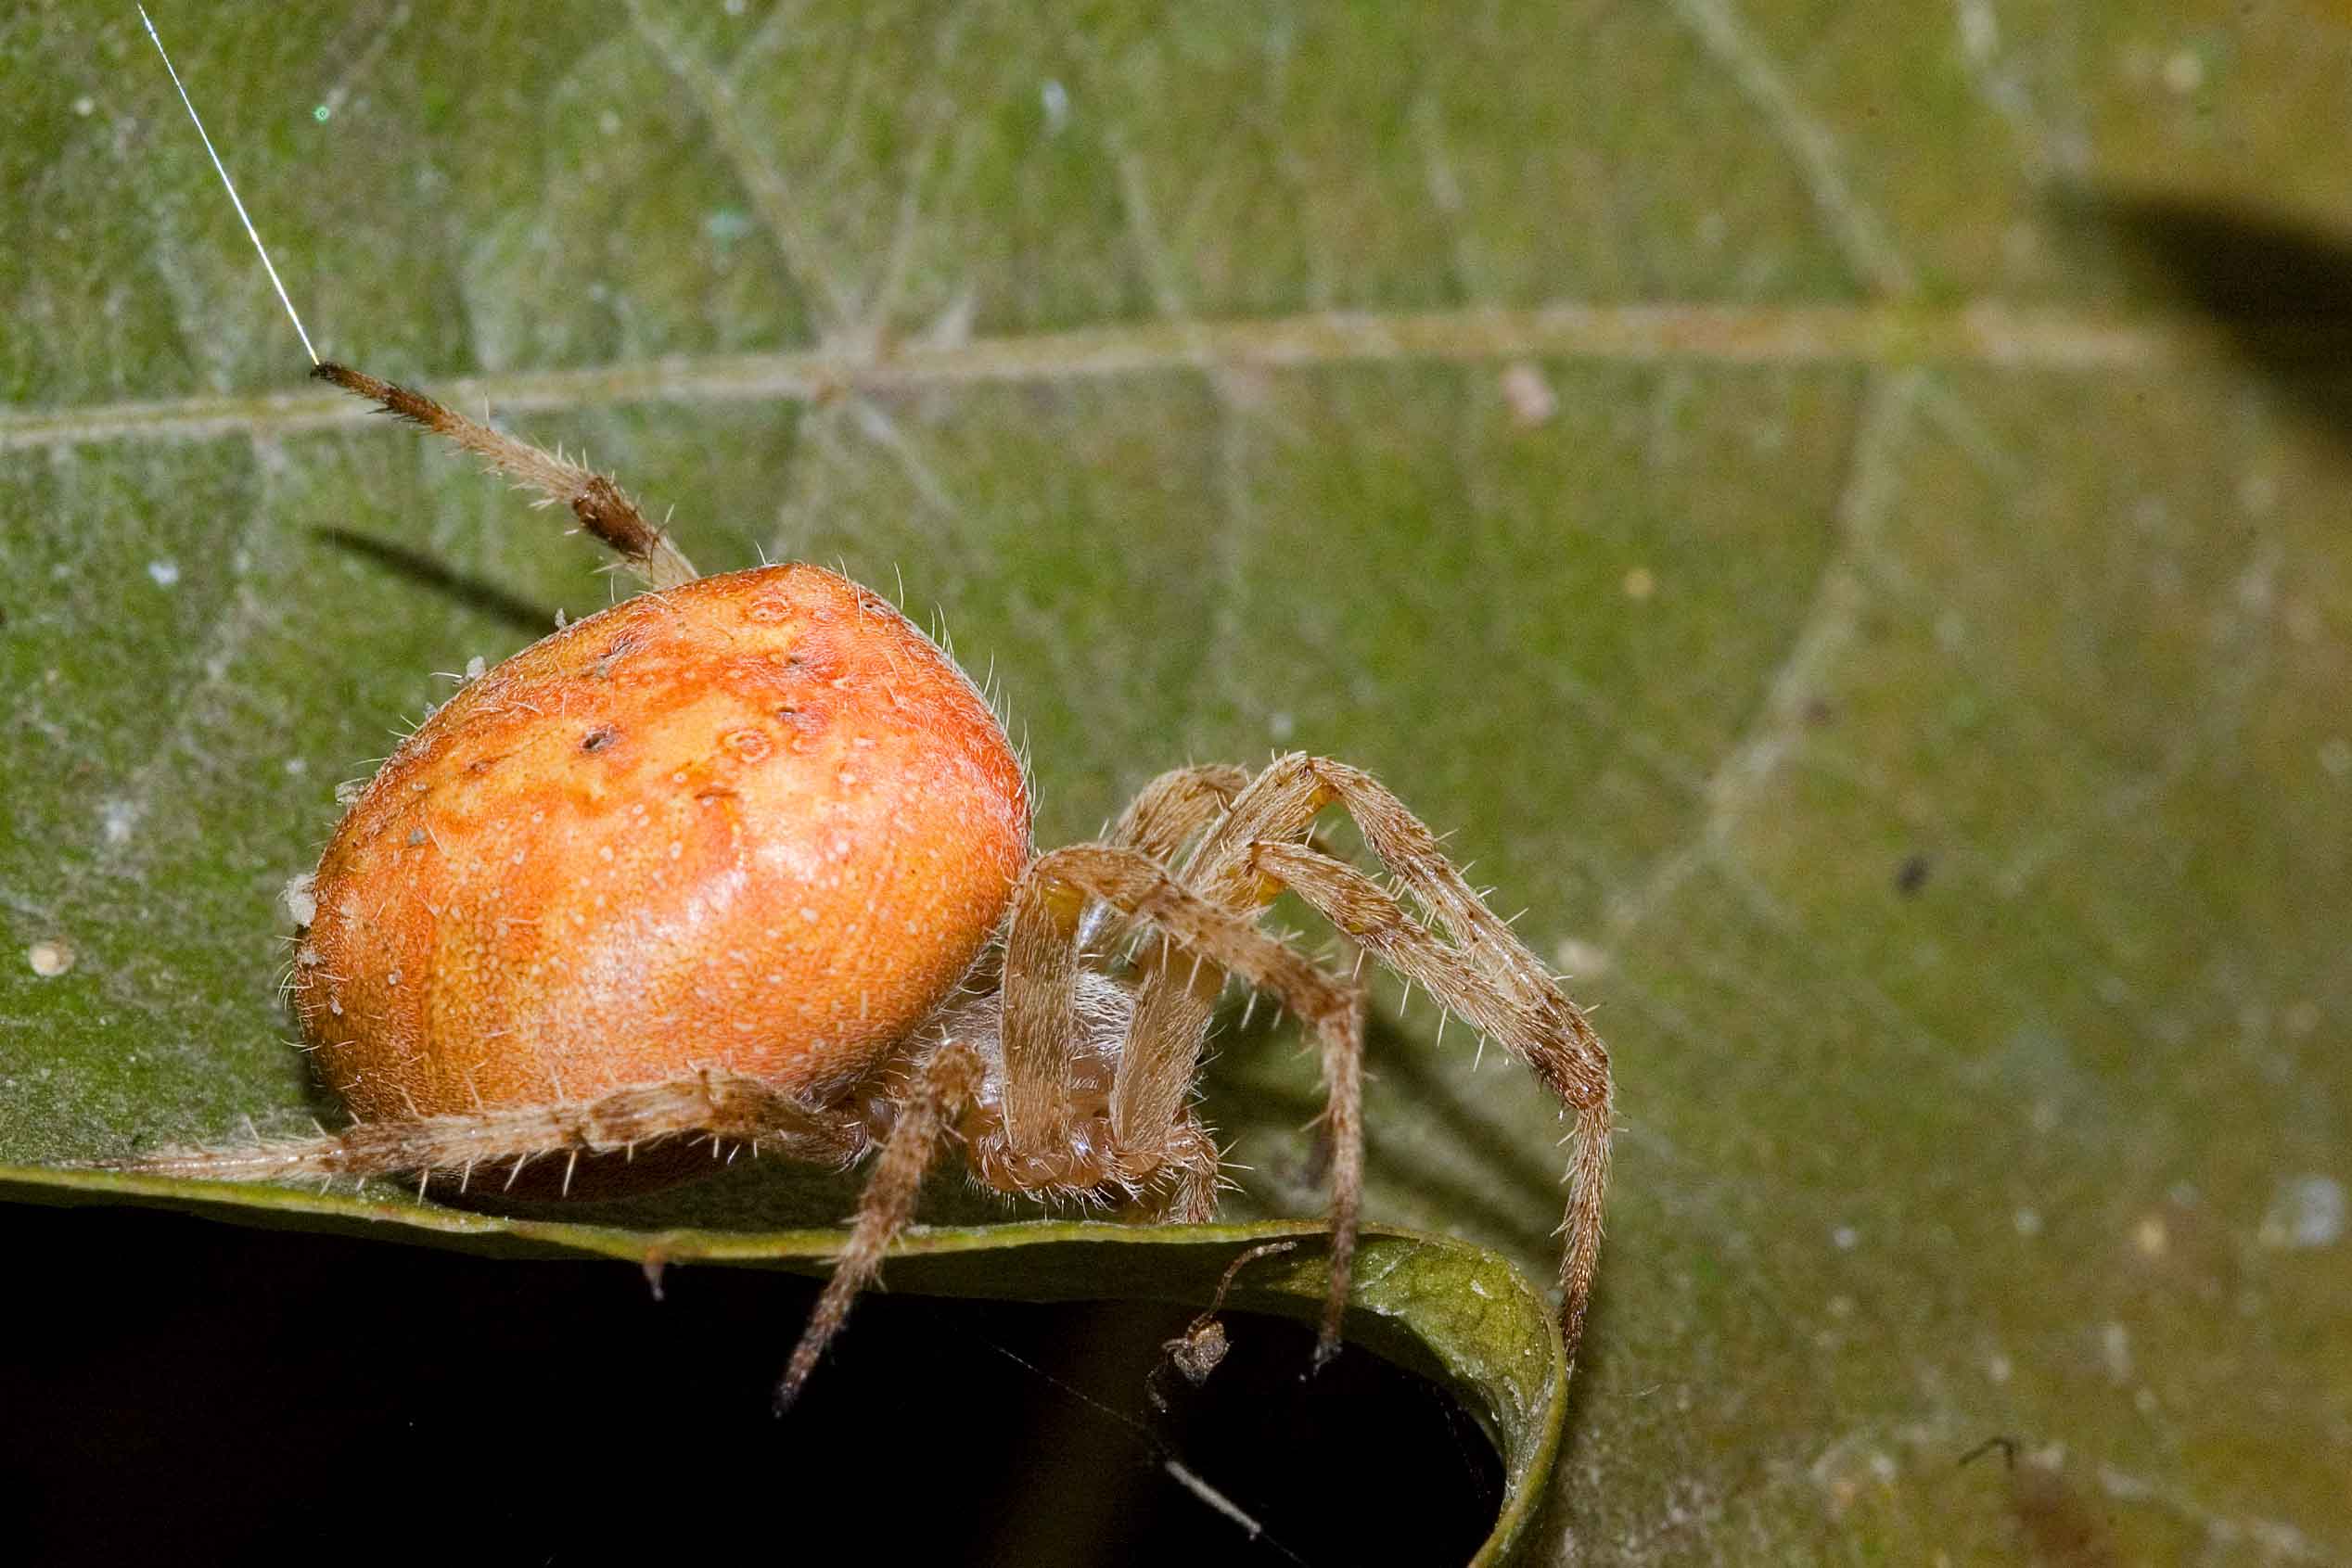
[99,797,142,845]
[2262,1175,2346,1249]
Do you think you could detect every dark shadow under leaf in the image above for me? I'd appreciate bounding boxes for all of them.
[0,1165,1566,1565]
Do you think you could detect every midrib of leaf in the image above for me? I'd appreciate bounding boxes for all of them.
[0,299,2185,453]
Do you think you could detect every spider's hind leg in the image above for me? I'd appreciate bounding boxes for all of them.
[312,362,698,589]
[97,1070,868,1193]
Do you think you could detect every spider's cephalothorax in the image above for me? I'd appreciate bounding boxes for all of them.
[118,363,1614,1409]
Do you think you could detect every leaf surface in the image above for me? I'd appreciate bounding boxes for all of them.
[4,5,2349,1561]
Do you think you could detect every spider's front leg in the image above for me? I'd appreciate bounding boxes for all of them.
[998,844,1371,1358]
[1194,756,1614,1370]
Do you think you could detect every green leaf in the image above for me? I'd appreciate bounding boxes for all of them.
[6,4,2350,1562]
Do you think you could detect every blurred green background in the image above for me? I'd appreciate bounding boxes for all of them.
[4,3,2348,1561]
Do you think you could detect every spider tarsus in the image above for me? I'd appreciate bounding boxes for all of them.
[312,360,402,411]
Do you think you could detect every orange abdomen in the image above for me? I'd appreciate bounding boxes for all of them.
[292,565,1031,1124]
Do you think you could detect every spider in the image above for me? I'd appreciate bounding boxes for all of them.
[113,362,1615,1409]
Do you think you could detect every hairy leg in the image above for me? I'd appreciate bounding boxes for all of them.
[1001,844,1368,1357]
[776,1041,984,1410]
[998,771,1250,1173]
[1108,763,1251,865]
[1099,761,1376,1161]
[313,363,698,589]
[1207,756,1613,1368]
[1097,764,1252,1154]
[100,1069,867,1196]
[1248,838,1611,1360]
